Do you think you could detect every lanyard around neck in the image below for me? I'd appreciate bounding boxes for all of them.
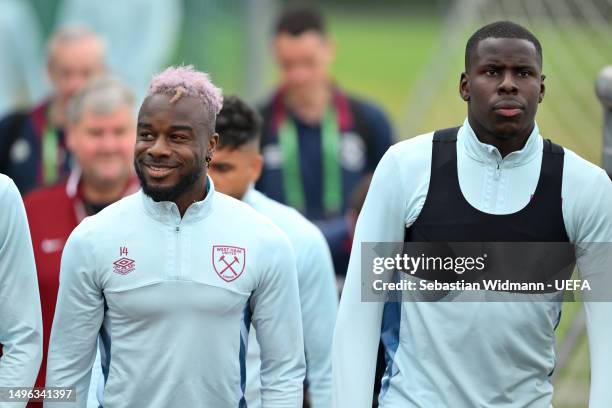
[42,126,58,185]
[278,107,342,215]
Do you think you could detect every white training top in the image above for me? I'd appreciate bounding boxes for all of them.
[0,174,42,408]
[333,119,612,408]
[242,188,337,408]
[45,176,305,408]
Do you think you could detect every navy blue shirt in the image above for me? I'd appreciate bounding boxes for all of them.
[257,94,393,221]
[257,90,393,275]
[0,102,70,195]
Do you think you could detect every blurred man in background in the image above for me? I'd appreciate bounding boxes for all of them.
[211,95,337,407]
[0,26,106,194]
[256,6,393,276]
[0,174,42,408]
[24,76,138,407]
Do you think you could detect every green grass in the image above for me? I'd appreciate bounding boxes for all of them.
[553,307,590,408]
[172,5,245,94]
[329,13,443,121]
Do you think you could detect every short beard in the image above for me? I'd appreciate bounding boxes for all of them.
[135,159,204,203]
[492,129,516,140]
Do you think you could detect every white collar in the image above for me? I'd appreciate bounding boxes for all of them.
[141,175,215,225]
[240,184,259,207]
[458,118,543,167]
[66,166,82,199]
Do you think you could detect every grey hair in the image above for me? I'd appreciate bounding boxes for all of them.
[47,25,107,65]
[67,76,135,124]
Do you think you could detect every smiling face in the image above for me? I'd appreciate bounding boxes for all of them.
[460,37,545,141]
[134,94,218,204]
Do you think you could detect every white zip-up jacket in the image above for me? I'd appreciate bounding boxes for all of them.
[243,188,337,408]
[0,174,42,408]
[45,177,305,408]
[333,120,612,408]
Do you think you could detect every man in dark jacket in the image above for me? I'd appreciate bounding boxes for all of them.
[257,6,393,276]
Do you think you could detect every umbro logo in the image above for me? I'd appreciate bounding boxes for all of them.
[113,246,135,275]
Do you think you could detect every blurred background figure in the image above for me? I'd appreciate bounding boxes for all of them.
[596,65,612,179]
[0,25,106,195]
[211,95,337,408]
[255,6,394,277]
[0,174,42,408]
[23,76,139,408]
[326,173,372,290]
[55,0,183,104]
[0,0,46,118]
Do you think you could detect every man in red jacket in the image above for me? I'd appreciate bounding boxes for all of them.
[23,76,138,406]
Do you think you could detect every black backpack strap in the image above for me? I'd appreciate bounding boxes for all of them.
[543,138,565,155]
[429,126,461,196]
[0,111,28,173]
[433,126,460,143]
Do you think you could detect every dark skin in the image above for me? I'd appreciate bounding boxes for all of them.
[135,93,218,217]
[460,37,545,158]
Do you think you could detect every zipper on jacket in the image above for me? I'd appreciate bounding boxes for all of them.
[175,224,181,279]
[494,162,502,180]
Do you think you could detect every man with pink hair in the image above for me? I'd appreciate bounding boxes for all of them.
[45,66,305,408]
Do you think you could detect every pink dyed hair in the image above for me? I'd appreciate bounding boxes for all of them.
[147,65,223,116]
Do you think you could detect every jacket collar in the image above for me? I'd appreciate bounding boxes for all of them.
[241,184,260,207]
[141,175,215,225]
[458,118,543,167]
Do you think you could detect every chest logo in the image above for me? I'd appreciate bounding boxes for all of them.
[113,246,135,275]
[212,245,246,282]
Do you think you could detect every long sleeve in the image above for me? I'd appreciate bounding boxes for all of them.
[0,176,42,408]
[570,169,612,408]
[297,227,337,408]
[332,147,407,407]
[44,221,104,408]
[251,231,305,407]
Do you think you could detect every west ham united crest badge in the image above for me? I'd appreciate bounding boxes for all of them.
[213,245,246,282]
